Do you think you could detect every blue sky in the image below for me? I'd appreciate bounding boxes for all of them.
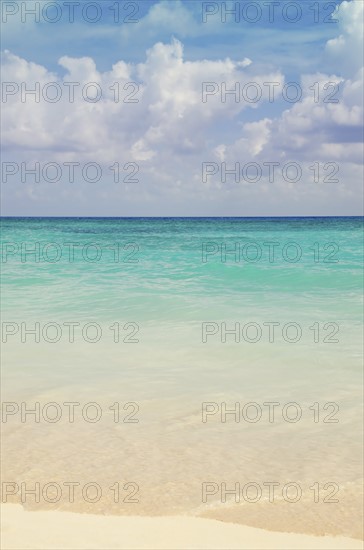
[1,0,363,215]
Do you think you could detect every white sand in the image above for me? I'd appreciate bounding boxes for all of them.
[1,504,362,550]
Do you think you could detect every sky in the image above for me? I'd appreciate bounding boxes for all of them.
[1,0,363,216]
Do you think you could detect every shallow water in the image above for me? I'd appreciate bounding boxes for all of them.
[1,217,363,538]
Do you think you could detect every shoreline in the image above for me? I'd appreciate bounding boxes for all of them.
[1,504,362,550]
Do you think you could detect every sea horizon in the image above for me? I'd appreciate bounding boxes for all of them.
[1,215,363,219]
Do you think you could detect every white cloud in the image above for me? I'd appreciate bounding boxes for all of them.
[1,0,363,217]
[1,40,284,164]
[325,0,364,76]
[120,0,199,39]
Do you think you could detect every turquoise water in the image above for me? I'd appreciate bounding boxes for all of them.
[1,217,362,319]
[1,217,363,536]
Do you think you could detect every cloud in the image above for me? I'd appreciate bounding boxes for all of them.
[325,0,364,76]
[120,0,199,40]
[1,0,363,216]
[1,40,284,164]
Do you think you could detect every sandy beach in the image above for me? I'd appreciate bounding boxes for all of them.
[1,504,362,550]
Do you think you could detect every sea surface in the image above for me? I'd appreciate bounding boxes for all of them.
[1,217,363,538]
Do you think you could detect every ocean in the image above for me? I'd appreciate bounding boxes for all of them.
[1,217,363,538]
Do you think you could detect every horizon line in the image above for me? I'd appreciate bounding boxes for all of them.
[0,215,363,219]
